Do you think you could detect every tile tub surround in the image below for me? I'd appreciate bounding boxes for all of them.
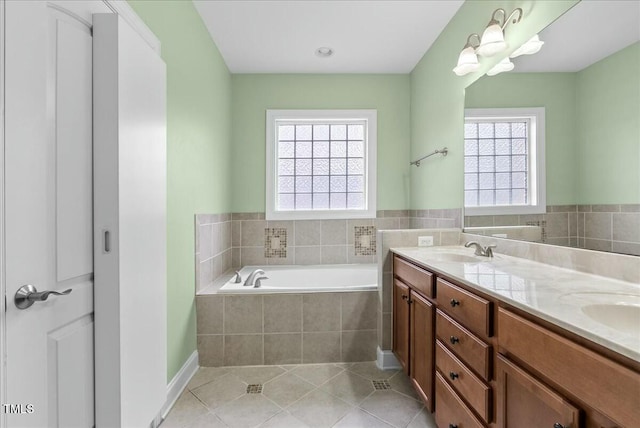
[196,291,378,367]
[376,229,461,352]
[196,214,233,292]
[465,204,640,256]
[162,362,436,428]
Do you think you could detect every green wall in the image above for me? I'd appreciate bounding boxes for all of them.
[231,74,411,212]
[576,42,640,204]
[463,41,640,206]
[409,0,578,210]
[465,73,578,205]
[128,0,232,381]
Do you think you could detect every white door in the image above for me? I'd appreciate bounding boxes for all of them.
[4,1,109,427]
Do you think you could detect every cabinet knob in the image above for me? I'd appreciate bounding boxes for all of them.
[449,424,458,428]
[553,424,565,428]
[401,294,408,301]
[450,336,459,345]
[449,372,459,381]
[450,299,460,307]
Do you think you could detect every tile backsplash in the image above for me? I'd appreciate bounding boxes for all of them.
[465,204,640,256]
[195,214,233,292]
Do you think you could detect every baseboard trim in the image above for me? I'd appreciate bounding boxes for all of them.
[376,347,401,370]
[160,351,199,419]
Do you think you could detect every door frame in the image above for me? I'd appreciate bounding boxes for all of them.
[0,2,160,427]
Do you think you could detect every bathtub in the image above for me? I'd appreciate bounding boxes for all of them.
[218,264,377,293]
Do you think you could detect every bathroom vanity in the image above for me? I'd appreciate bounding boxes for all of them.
[391,247,640,428]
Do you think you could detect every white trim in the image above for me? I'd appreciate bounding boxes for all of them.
[265,109,377,221]
[463,107,546,216]
[376,347,401,370]
[0,1,6,426]
[103,0,161,55]
[159,351,199,421]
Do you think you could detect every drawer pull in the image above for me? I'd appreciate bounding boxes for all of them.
[450,336,460,345]
[449,372,459,381]
[553,424,565,428]
[449,424,458,428]
[450,298,460,307]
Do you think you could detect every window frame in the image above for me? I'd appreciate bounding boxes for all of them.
[265,109,377,220]
[463,107,546,216]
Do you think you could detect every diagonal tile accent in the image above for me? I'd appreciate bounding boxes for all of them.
[263,372,316,408]
[333,408,394,428]
[214,394,281,428]
[320,371,375,406]
[290,364,344,386]
[359,390,423,428]
[191,373,247,410]
[246,384,263,393]
[372,379,392,390]
[287,389,353,428]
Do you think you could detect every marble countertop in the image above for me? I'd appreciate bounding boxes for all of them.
[391,246,640,363]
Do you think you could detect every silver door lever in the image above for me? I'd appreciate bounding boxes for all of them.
[14,284,72,309]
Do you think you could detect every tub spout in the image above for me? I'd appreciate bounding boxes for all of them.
[254,276,269,288]
[244,269,266,287]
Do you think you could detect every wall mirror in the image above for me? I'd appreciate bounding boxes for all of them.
[462,0,640,256]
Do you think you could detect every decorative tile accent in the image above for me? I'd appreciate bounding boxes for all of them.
[246,384,263,394]
[354,226,376,256]
[372,380,391,390]
[264,228,287,258]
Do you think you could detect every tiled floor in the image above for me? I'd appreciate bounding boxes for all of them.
[161,362,437,428]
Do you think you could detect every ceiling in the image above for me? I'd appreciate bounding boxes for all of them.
[193,0,464,74]
[514,0,640,72]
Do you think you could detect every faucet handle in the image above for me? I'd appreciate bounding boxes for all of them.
[233,271,242,283]
[254,276,269,288]
[485,245,497,257]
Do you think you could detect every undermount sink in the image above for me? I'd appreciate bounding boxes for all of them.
[560,292,640,335]
[581,303,640,335]
[427,253,483,263]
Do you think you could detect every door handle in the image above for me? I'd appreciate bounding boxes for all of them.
[14,284,72,309]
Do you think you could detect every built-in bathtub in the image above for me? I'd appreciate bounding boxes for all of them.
[196,264,378,366]
[218,264,377,293]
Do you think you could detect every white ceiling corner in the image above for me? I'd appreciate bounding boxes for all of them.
[193,0,464,74]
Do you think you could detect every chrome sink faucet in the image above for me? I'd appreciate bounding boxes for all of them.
[244,269,266,287]
[464,241,497,257]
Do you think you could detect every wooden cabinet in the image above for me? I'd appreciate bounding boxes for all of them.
[393,279,410,373]
[393,256,435,412]
[496,354,580,428]
[410,291,434,409]
[392,253,640,428]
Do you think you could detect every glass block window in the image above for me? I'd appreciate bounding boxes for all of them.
[464,108,545,216]
[266,110,377,220]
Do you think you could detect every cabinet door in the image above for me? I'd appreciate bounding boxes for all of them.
[410,291,435,412]
[393,279,411,373]
[496,354,581,428]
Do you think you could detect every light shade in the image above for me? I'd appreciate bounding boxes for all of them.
[510,34,544,58]
[477,23,507,57]
[486,57,514,76]
[453,46,481,76]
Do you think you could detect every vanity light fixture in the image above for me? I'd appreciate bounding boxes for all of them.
[486,57,515,76]
[510,34,545,58]
[477,8,523,57]
[453,34,481,76]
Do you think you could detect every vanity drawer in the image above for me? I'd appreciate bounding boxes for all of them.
[499,308,640,428]
[436,340,491,423]
[436,309,491,381]
[435,372,485,428]
[437,278,492,337]
[393,256,434,298]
